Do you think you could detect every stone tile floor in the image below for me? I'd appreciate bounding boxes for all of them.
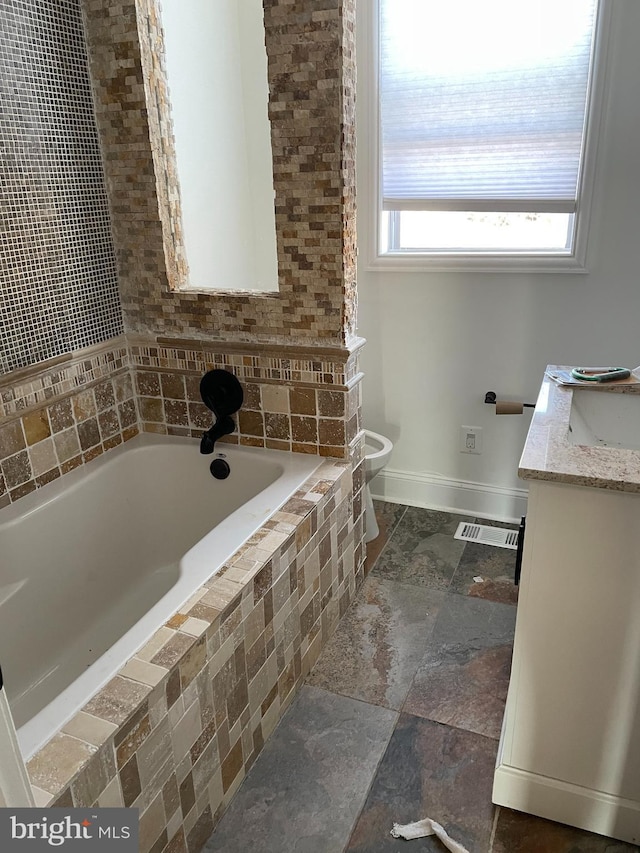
[204,502,638,853]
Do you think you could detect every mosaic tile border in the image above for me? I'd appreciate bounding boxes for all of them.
[130,344,355,389]
[0,340,129,422]
[25,451,366,853]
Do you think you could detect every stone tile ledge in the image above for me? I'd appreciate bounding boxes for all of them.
[519,365,640,491]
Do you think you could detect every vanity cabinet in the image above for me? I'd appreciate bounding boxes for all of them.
[493,373,640,845]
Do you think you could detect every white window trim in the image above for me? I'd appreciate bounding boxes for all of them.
[363,0,613,274]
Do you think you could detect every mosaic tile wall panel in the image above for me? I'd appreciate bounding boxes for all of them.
[25,453,367,853]
[0,0,123,375]
[82,0,358,346]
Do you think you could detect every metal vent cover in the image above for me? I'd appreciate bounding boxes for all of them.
[454,521,518,550]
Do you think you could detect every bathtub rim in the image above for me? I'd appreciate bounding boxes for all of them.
[0,432,318,527]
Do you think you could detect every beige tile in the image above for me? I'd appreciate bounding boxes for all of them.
[54,427,80,462]
[166,807,182,842]
[83,676,151,726]
[139,791,166,853]
[31,786,53,806]
[201,588,234,611]
[261,384,290,413]
[73,389,96,421]
[171,699,202,765]
[147,684,169,729]
[71,741,117,807]
[62,711,118,746]
[121,657,168,687]
[207,767,224,814]
[136,718,172,790]
[97,774,124,808]
[27,734,96,794]
[134,756,174,813]
[29,437,57,477]
[137,627,175,662]
[179,617,210,637]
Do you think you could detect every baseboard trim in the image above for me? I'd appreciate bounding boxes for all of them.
[493,763,640,845]
[371,468,528,524]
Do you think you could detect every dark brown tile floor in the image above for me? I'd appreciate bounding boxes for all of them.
[204,502,639,853]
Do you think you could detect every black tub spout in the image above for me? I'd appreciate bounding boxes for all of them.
[200,414,236,454]
[198,369,243,455]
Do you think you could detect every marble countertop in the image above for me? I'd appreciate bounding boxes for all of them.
[519,366,640,492]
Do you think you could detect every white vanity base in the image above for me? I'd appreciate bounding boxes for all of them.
[492,478,640,846]
[494,717,640,844]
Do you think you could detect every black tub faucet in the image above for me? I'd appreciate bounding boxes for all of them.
[198,370,244,455]
[200,415,236,454]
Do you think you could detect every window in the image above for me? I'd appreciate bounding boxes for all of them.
[374,0,607,270]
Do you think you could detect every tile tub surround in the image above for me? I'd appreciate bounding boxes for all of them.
[0,335,364,506]
[82,0,358,345]
[519,367,640,491]
[130,337,363,459]
[24,452,366,853]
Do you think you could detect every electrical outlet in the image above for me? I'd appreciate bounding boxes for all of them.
[460,425,483,454]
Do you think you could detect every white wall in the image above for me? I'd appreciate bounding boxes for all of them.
[356,1,640,521]
[161,0,278,292]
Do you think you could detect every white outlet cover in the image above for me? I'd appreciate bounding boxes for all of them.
[460,425,483,454]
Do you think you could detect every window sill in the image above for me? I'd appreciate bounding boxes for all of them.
[365,250,589,274]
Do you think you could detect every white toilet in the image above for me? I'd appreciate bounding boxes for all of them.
[363,429,394,543]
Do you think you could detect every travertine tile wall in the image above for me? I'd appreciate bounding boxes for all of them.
[26,454,365,853]
[0,342,138,509]
[82,0,358,346]
[129,337,362,460]
[0,336,363,508]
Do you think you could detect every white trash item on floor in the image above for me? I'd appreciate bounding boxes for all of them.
[390,817,470,853]
[363,429,393,543]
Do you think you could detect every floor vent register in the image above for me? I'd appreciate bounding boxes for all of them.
[454,522,518,550]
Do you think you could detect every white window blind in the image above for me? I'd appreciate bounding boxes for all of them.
[380,0,599,213]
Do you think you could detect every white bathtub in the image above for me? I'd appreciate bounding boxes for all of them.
[0,434,321,758]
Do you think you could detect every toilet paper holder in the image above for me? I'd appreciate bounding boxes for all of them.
[484,391,535,409]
